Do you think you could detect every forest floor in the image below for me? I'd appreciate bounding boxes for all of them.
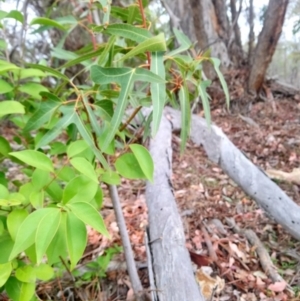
[36,95,300,301]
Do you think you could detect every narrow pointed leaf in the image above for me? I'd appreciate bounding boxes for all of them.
[179,84,191,153]
[168,28,193,57]
[9,150,54,172]
[26,63,69,81]
[91,66,132,84]
[119,33,166,61]
[105,23,152,43]
[67,202,109,236]
[199,80,211,126]
[35,106,76,149]
[30,17,66,30]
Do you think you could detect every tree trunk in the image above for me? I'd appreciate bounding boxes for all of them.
[247,0,255,65]
[247,0,289,94]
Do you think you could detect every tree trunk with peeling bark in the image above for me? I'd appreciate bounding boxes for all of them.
[247,0,289,94]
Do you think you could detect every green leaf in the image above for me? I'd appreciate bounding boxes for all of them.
[30,17,66,30]
[0,60,19,74]
[9,208,56,260]
[101,170,121,185]
[134,67,165,84]
[0,10,24,23]
[15,266,36,283]
[179,84,191,153]
[9,150,54,172]
[7,209,28,241]
[0,101,25,118]
[98,35,116,65]
[73,113,109,169]
[32,169,51,191]
[30,190,44,209]
[67,202,109,236]
[18,82,48,99]
[0,233,14,263]
[56,166,76,182]
[70,157,98,183]
[35,209,61,264]
[210,58,230,108]
[26,63,69,81]
[150,51,166,135]
[199,80,211,125]
[0,262,12,287]
[105,23,152,43]
[129,144,154,182]
[168,29,193,57]
[35,263,54,281]
[59,47,104,69]
[62,175,98,204]
[81,94,102,136]
[0,184,8,198]
[50,141,67,155]
[0,79,13,93]
[46,213,67,265]
[67,140,89,158]
[66,212,87,270]
[24,101,60,132]
[0,136,11,157]
[5,277,35,301]
[35,106,76,149]
[119,33,166,61]
[115,153,147,180]
[14,68,46,79]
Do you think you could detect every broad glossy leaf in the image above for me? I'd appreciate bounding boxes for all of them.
[0,233,14,263]
[134,67,165,84]
[62,175,98,204]
[67,140,89,158]
[0,136,11,157]
[70,157,98,183]
[30,17,66,30]
[9,150,54,172]
[91,66,133,84]
[0,262,11,287]
[119,33,166,61]
[67,202,109,236]
[0,60,19,74]
[18,82,48,99]
[14,68,46,79]
[5,277,35,301]
[0,79,13,93]
[9,208,56,260]
[178,84,191,153]
[46,213,67,265]
[7,209,28,241]
[35,209,61,264]
[35,263,54,281]
[129,144,154,182]
[101,170,121,185]
[24,101,59,132]
[30,190,44,209]
[56,166,76,182]
[0,184,8,198]
[15,266,36,283]
[0,101,25,118]
[115,153,146,180]
[32,169,51,191]
[150,51,166,135]
[66,212,87,270]
[105,23,152,43]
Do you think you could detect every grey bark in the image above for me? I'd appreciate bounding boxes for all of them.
[146,115,204,301]
[165,107,300,240]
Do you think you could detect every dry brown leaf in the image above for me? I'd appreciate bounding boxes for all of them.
[267,281,287,292]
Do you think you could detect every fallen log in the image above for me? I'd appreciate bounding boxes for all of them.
[146,114,205,301]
